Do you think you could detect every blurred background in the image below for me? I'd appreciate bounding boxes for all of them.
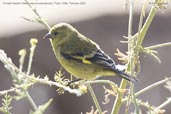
[0,0,171,114]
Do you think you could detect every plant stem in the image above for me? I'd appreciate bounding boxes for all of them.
[112,1,159,114]
[0,49,83,96]
[87,84,102,114]
[126,0,138,113]
[25,92,38,111]
[145,42,171,50]
[24,0,51,30]
[35,78,82,96]
[135,77,170,96]
[136,6,158,47]
[155,97,171,111]
[112,0,134,113]
[128,0,133,38]
[122,77,171,102]
[18,49,27,71]
[26,44,35,75]
[0,88,16,96]
[112,80,127,114]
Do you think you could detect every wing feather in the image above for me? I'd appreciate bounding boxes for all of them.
[60,33,116,69]
[60,35,98,64]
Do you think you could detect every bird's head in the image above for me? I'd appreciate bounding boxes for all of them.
[43,23,78,43]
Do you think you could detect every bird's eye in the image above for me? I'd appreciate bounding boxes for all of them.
[54,32,58,35]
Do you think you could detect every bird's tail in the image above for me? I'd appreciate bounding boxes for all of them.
[114,69,138,83]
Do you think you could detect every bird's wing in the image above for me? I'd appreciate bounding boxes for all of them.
[61,36,116,69]
[87,49,116,69]
[60,36,99,64]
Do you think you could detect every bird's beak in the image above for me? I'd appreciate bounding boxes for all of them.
[43,32,51,39]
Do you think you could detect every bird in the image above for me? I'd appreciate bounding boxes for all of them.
[43,23,137,83]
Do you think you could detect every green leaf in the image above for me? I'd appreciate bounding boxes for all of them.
[0,94,12,114]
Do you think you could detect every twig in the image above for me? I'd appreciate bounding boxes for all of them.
[0,49,82,96]
[155,97,171,112]
[135,77,171,96]
[0,88,16,96]
[18,49,27,71]
[127,0,133,38]
[122,77,171,102]
[25,92,38,111]
[87,84,103,114]
[112,0,159,113]
[145,42,171,50]
[24,0,51,30]
[136,5,158,47]
[26,39,38,75]
[34,77,82,96]
[112,0,134,113]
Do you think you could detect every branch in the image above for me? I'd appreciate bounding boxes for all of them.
[23,0,51,30]
[87,84,103,114]
[0,49,82,96]
[145,42,171,50]
[155,97,171,112]
[122,77,171,102]
[135,77,171,96]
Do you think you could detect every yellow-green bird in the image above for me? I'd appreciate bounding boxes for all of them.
[44,23,137,83]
